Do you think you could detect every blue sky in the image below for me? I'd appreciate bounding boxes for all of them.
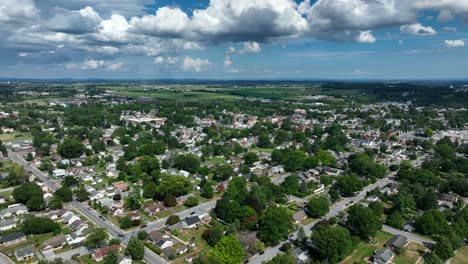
[1,0,467,79]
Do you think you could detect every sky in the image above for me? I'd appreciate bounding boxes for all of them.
[0,0,468,80]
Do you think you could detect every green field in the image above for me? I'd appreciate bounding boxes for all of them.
[105,84,358,102]
[451,246,468,264]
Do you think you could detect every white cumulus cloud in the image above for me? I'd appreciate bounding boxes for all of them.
[400,23,437,36]
[445,40,464,48]
[181,57,210,72]
[355,31,376,43]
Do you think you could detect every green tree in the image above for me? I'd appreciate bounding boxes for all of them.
[336,175,364,197]
[368,201,384,217]
[126,236,145,261]
[213,164,234,181]
[346,204,382,241]
[13,182,43,205]
[423,253,443,264]
[86,228,109,248]
[59,137,85,158]
[157,175,193,198]
[55,186,73,202]
[201,181,214,199]
[75,186,89,202]
[143,181,157,199]
[310,225,353,263]
[202,221,225,246]
[213,235,246,264]
[166,215,180,226]
[243,152,259,165]
[173,154,200,173]
[26,195,46,211]
[416,210,449,235]
[184,196,199,207]
[303,155,319,170]
[119,216,133,229]
[21,215,61,235]
[49,195,63,210]
[258,206,293,246]
[103,250,118,264]
[306,196,330,218]
[433,236,454,260]
[164,194,177,207]
[137,230,148,240]
[386,211,405,230]
[257,134,271,148]
[283,150,306,172]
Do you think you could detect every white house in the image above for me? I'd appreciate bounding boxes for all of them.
[52,169,67,178]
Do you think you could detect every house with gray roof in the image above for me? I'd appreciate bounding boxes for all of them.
[15,245,33,261]
[373,248,394,264]
[0,219,16,231]
[385,235,409,252]
[0,232,26,246]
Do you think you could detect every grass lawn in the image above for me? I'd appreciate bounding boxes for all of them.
[0,132,32,142]
[340,231,393,264]
[451,246,468,264]
[393,242,427,264]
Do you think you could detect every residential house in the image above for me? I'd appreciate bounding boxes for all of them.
[49,209,69,221]
[175,244,188,255]
[52,169,67,178]
[367,195,380,202]
[126,211,140,221]
[0,203,28,219]
[112,181,129,191]
[385,235,409,252]
[372,248,394,264]
[70,220,89,234]
[438,192,459,209]
[292,248,309,263]
[0,232,27,246]
[186,254,195,263]
[293,210,308,224]
[109,206,125,216]
[63,212,80,225]
[314,183,325,194]
[144,203,165,216]
[0,219,16,231]
[156,239,174,250]
[182,215,201,229]
[92,244,122,262]
[66,232,87,246]
[43,235,67,251]
[15,245,34,261]
[380,183,399,196]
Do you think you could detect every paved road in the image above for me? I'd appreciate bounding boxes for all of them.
[383,225,435,245]
[9,151,168,264]
[249,157,427,263]
[9,150,222,264]
[0,252,14,264]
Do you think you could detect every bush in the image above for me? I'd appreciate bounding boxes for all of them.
[166,215,180,226]
[184,196,199,207]
[164,195,177,207]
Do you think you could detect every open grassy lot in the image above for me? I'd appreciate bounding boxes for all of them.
[112,89,240,102]
[0,132,32,142]
[451,246,468,264]
[393,242,427,264]
[340,231,393,264]
[341,232,428,264]
[106,84,358,101]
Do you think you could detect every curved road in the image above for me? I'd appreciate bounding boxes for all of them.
[0,252,14,264]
